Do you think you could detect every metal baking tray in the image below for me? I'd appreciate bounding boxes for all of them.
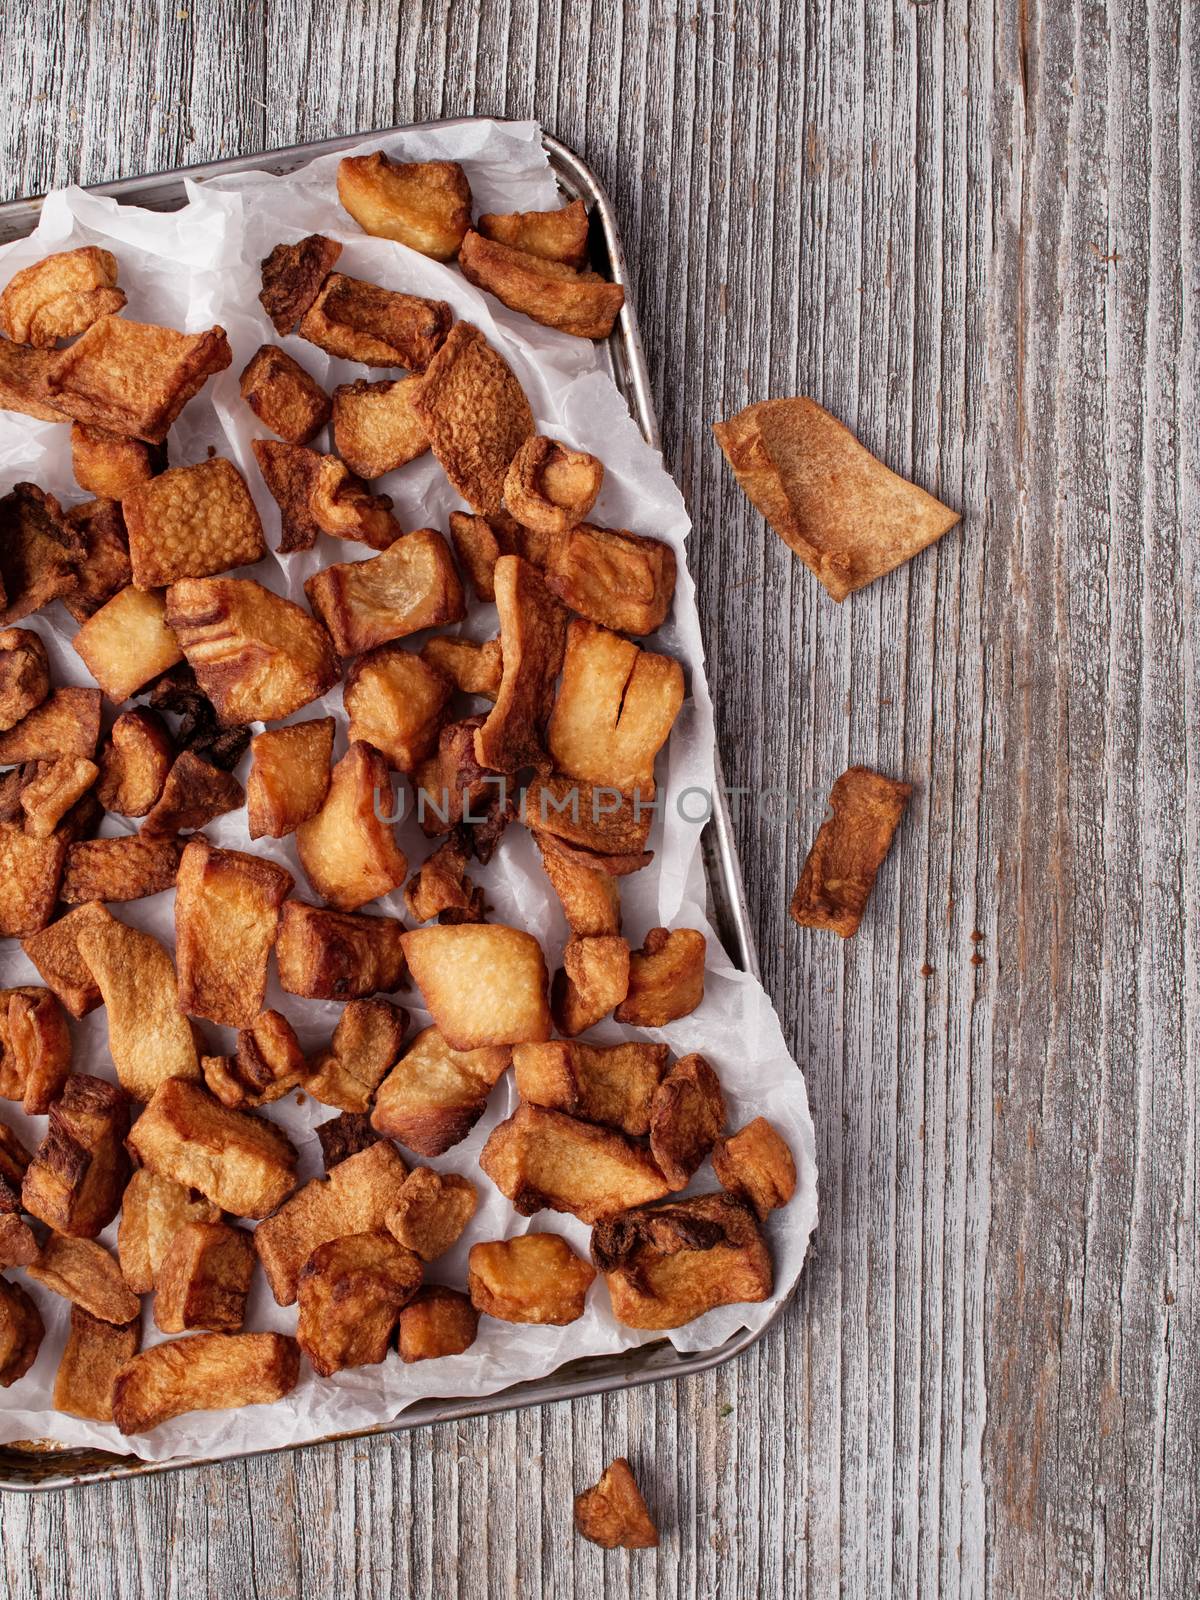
[0,122,777,1490]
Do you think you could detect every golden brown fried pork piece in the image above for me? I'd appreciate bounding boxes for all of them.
[647,1053,725,1190]
[344,645,450,773]
[21,902,109,1017]
[402,923,551,1050]
[0,1275,43,1386]
[0,338,69,422]
[551,934,630,1036]
[521,776,653,860]
[274,900,407,1000]
[713,397,961,600]
[0,629,48,732]
[295,740,408,912]
[154,1220,255,1334]
[70,422,161,501]
[246,717,334,839]
[112,1331,300,1434]
[420,635,502,701]
[371,1025,511,1157]
[474,556,567,775]
[459,231,625,339]
[0,1179,37,1269]
[615,928,706,1027]
[297,1230,422,1377]
[467,1233,595,1325]
[239,343,330,444]
[0,247,124,346]
[253,1140,410,1305]
[512,1039,668,1137]
[201,1009,308,1111]
[54,1305,141,1421]
[574,1458,659,1550]
[477,198,589,268]
[332,376,429,478]
[397,1286,478,1363]
[305,527,464,656]
[532,828,621,937]
[590,1192,772,1329]
[0,685,100,764]
[123,458,265,587]
[253,438,401,553]
[117,1167,221,1294]
[259,233,343,334]
[127,1079,299,1220]
[72,585,184,703]
[0,824,65,936]
[95,708,174,816]
[18,756,99,839]
[300,273,452,370]
[504,436,603,536]
[1,986,71,1113]
[27,1232,140,1324]
[544,521,677,637]
[712,1118,797,1220]
[410,322,535,514]
[174,838,293,1029]
[139,750,244,839]
[60,496,135,621]
[403,831,483,925]
[305,998,409,1113]
[61,835,182,905]
[789,765,912,936]
[385,1166,477,1262]
[337,152,471,259]
[479,1103,670,1224]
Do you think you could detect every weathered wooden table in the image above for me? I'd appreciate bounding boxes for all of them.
[0,3,1193,1595]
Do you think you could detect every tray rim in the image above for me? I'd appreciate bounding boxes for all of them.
[0,119,786,1492]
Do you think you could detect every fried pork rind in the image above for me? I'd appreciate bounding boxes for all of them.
[0,1179,37,1268]
[344,645,450,772]
[714,397,961,600]
[140,750,244,839]
[202,1009,307,1111]
[448,510,505,602]
[124,458,266,588]
[4,987,71,1113]
[402,923,551,1051]
[145,662,251,771]
[28,1232,140,1323]
[112,1330,300,1435]
[0,629,48,732]
[316,1111,384,1171]
[61,835,182,904]
[0,1116,30,1186]
[523,776,653,859]
[504,436,603,537]
[43,315,231,443]
[0,686,101,764]
[545,521,677,637]
[411,322,535,514]
[474,556,567,775]
[118,1168,221,1294]
[615,928,706,1027]
[477,198,589,269]
[60,496,135,622]
[590,1192,772,1329]
[513,1040,668,1137]
[421,635,502,701]
[95,709,173,816]
[385,1166,477,1262]
[552,935,631,1036]
[0,482,83,625]
[647,1053,725,1190]
[297,1231,422,1377]
[54,1305,141,1421]
[0,1276,43,1386]
[397,1285,478,1363]
[305,997,409,1113]
[532,828,620,936]
[0,824,66,936]
[252,439,401,553]
[72,585,184,703]
[790,765,912,936]
[21,902,109,1017]
[479,1103,669,1224]
[239,344,330,444]
[253,1139,409,1305]
[165,575,339,725]
[404,831,482,925]
[459,231,625,340]
[300,273,452,370]
[259,233,343,335]
[75,909,200,1098]
[574,1457,659,1550]
[548,619,683,797]
[20,1068,130,1241]
[295,740,407,911]
[275,900,407,1000]
[332,376,429,479]
[337,153,472,260]
[18,756,99,839]
[0,247,124,347]
[712,1117,797,1220]
[245,717,334,841]
[129,1079,299,1219]
[70,422,161,501]
[0,338,68,421]
[154,1220,255,1334]
[412,715,508,855]
[371,1025,511,1157]
[467,1233,595,1325]
[305,527,465,657]
[175,839,293,1028]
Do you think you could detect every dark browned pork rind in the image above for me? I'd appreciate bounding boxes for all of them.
[789,765,912,937]
[258,233,343,335]
[274,901,407,1001]
[458,231,625,340]
[647,1052,726,1190]
[300,273,451,370]
[21,1074,131,1239]
[474,556,567,775]
[0,483,83,626]
[590,1193,772,1330]
[0,1275,43,1386]
[239,344,330,445]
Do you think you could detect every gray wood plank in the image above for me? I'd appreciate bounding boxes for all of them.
[0,1,1194,1595]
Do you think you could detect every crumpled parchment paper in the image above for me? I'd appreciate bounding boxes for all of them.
[0,119,817,1467]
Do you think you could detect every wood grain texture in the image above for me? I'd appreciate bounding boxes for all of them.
[0,1,1195,1595]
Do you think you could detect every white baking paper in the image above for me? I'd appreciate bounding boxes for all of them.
[0,119,817,1466]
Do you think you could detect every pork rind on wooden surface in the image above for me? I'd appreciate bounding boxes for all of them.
[299,273,452,370]
[477,198,589,268]
[468,1232,594,1325]
[574,1457,659,1550]
[459,231,625,339]
[111,1331,300,1435]
[790,765,911,937]
[337,153,472,260]
[371,1025,511,1157]
[0,247,125,347]
[714,396,961,600]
